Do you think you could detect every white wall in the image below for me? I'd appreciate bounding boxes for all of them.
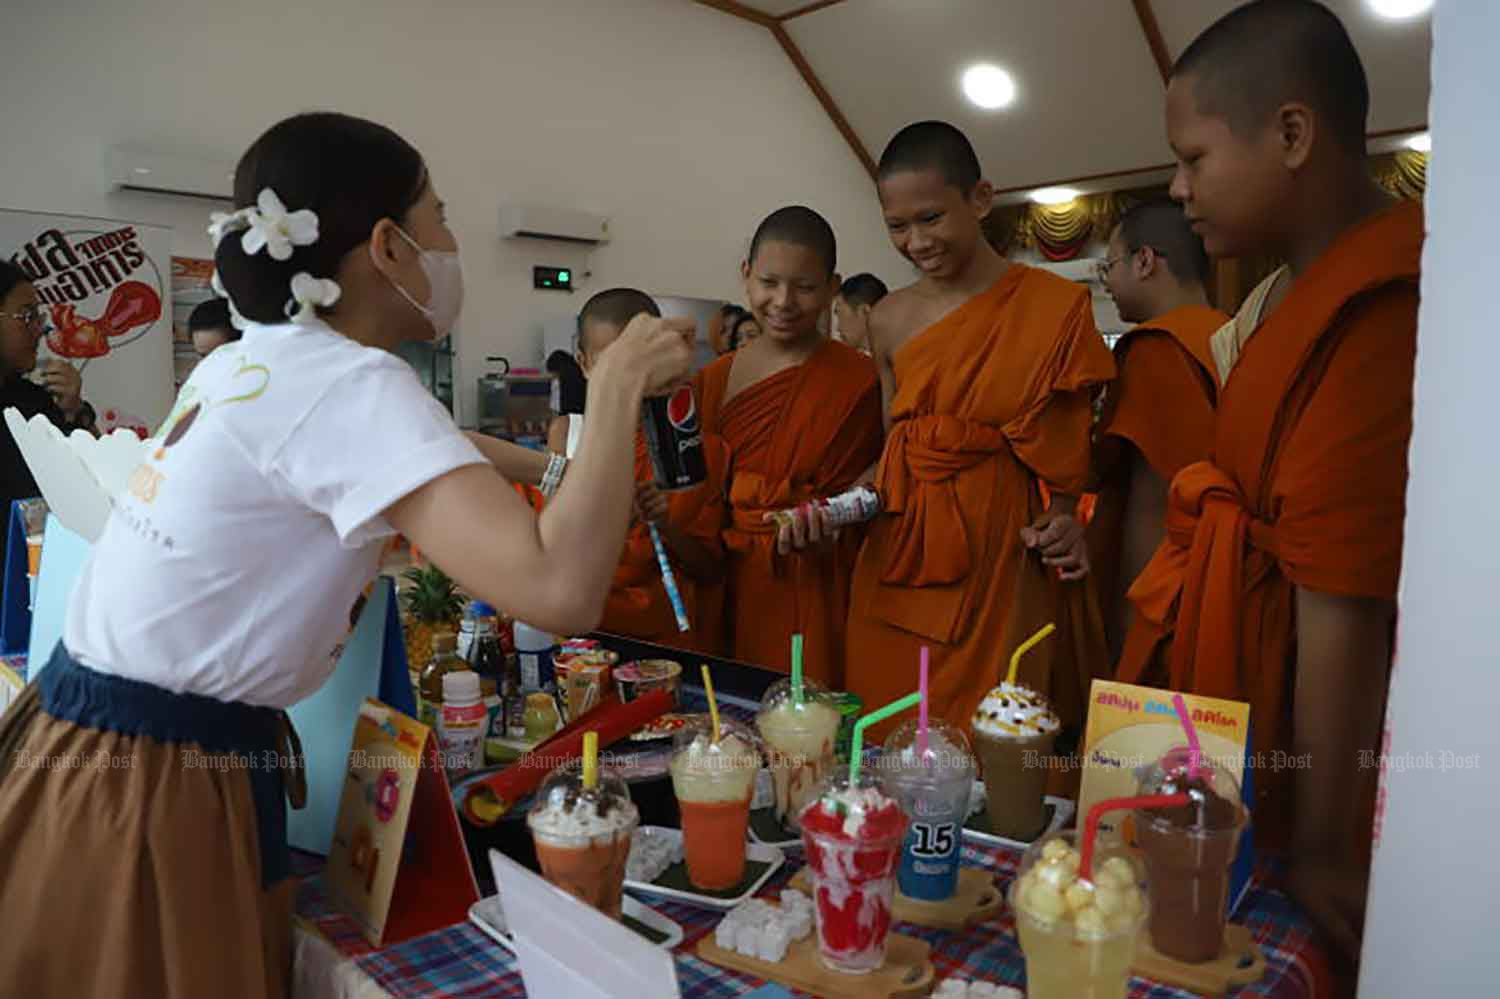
[0,0,907,424]
[1359,3,1497,995]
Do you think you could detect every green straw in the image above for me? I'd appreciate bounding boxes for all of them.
[849,692,921,783]
[791,633,805,708]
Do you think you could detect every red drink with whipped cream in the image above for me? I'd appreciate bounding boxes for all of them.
[797,773,909,974]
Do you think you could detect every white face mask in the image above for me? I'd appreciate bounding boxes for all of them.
[385,226,464,340]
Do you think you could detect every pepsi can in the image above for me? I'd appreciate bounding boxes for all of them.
[642,385,707,491]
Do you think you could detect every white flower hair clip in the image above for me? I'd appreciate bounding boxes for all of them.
[286,272,341,323]
[207,209,251,247]
[241,189,319,262]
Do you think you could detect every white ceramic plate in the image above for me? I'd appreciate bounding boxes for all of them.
[469,888,684,951]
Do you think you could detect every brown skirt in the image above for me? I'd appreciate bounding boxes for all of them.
[0,679,294,999]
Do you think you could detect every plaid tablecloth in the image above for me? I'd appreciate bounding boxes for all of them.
[294,840,1332,999]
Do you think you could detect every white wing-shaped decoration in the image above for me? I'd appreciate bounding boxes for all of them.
[3,407,149,542]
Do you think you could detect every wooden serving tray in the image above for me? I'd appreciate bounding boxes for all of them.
[789,866,1002,931]
[1133,923,1267,996]
[695,906,933,999]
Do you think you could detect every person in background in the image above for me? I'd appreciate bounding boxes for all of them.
[0,112,692,999]
[0,259,98,509]
[1089,199,1225,658]
[711,302,742,356]
[728,311,761,351]
[188,297,242,357]
[832,272,888,355]
[545,348,587,416]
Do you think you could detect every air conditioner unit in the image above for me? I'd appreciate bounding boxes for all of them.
[107,146,235,202]
[499,203,611,245]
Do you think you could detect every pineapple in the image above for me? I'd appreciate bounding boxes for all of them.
[400,565,466,672]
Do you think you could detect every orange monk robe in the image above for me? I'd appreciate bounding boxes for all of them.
[845,267,1116,738]
[696,341,883,683]
[596,433,729,654]
[1088,305,1225,646]
[1117,202,1422,846]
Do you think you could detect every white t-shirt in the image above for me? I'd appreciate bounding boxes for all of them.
[64,319,485,708]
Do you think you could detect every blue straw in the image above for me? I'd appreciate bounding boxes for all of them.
[648,523,691,633]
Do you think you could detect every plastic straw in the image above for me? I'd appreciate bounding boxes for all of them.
[917,646,931,757]
[1005,622,1057,686]
[647,523,691,633]
[701,664,721,744]
[1079,792,1190,882]
[1172,693,1203,780]
[791,633,805,708]
[849,692,921,783]
[582,731,598,791]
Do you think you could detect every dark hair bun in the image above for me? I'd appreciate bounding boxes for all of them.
[213,112,427,326]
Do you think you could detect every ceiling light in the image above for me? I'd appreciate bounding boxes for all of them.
[1030,187,1080,206]
[1367,0,1433,20]
[1404,132,1431,153]
[962,64,1016,111]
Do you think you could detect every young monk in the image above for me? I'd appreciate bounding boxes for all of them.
[1115,0,1423,974]
[547,288,728,653]
[696,207,883,681]
[843,122,1116,738]
[1091,199,1226,657]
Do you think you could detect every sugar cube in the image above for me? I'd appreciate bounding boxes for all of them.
[714,916,737,951]
[756,922,791,963]
[733,920,760,956]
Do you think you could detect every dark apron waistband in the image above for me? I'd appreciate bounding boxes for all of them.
[39,644,296,887]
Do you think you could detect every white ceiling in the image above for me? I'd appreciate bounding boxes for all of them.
[732,0,1431,194]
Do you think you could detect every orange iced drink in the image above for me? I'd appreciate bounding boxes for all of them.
[669,717,760,890]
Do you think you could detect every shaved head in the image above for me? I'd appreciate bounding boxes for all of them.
[878,121,982,193]
[1117,199,1209,285]
[748,206,837,276]
[1173,0,1369,156]
[577,287,659,353]
[838,273,888,309]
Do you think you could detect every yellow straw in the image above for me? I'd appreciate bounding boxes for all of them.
[1006,623,1057,686]
[701,664,721,744]
[582,731,599,790]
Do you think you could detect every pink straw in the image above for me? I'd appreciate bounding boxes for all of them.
[917,647,930,756]
[1172,693,1203,780]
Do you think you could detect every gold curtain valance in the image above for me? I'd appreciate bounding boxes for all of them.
[1371,150,1428,202]
[987,150,1428,262]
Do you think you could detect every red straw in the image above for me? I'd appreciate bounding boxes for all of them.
[917,646,930,756]
[1172,693,1203,780]
[1079,793,1190,881]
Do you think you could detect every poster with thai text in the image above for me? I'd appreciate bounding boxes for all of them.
[2,209,174,435]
